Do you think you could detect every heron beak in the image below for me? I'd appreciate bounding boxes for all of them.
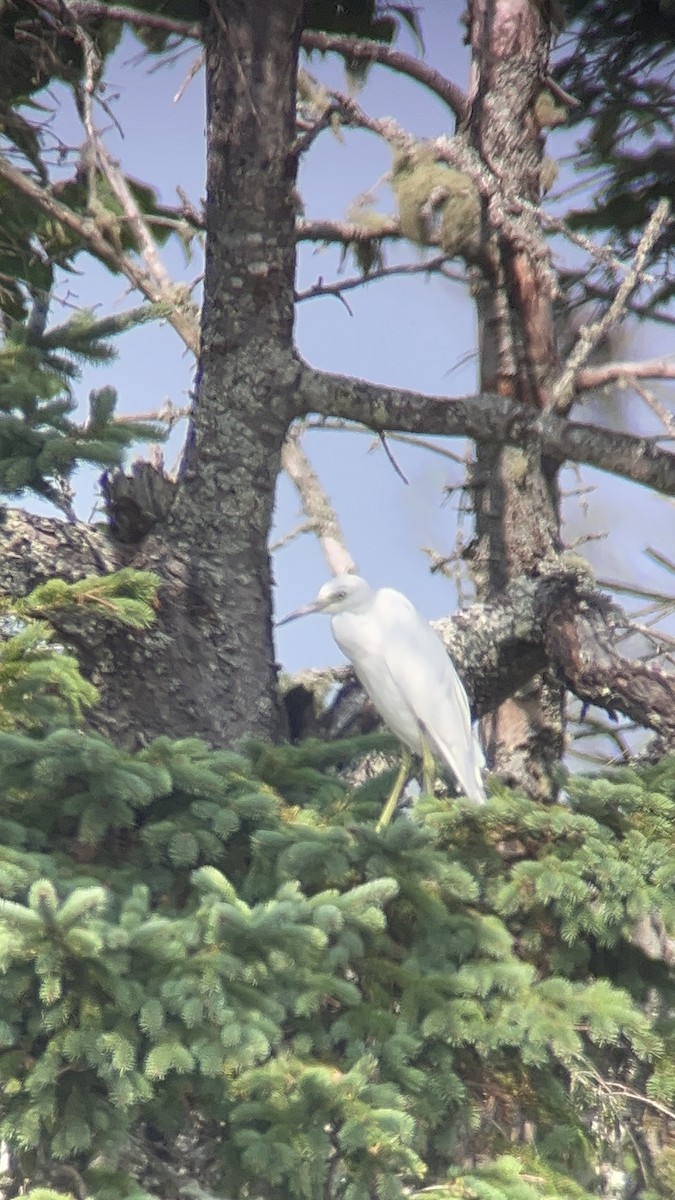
[275,599,325,627]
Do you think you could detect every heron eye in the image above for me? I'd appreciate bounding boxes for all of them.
[334,590,347,601]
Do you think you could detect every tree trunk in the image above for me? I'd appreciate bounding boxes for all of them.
[72,0,304,749]
[466,0,563,799]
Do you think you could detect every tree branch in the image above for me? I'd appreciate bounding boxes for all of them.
[552,199,671,410]
[28,0,201,40]
[0,155,199,352]
[576,357,675,390]
[545,593,675,741]
[0,508,120,598]
[296,216,402,244]
[297,363,675,496]
[300,29,468,123]
[281,427,356,576]
[296,254,464,302]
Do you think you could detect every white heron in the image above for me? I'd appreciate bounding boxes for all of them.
[277,574,486,830]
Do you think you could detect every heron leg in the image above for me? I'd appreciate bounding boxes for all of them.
[420,733,436,796]
[376,749,412,833]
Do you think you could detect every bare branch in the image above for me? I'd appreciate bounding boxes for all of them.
[281,426,356,576]
[378,433,409,485]
[298,362,675,496]
[296,216,402,244]
[576,357,675,391]
[270,521,319,554]
[173,53,204,103]
[113,401,190,428]
[553,200,672,410]
[28,0,201,40]
[541,215,636,278]
[633,380,675,439]
[306,417,468,464]
[95,142,181,296]
[301,29,468,122]
[296,254,464,302]
[0,155,199,352]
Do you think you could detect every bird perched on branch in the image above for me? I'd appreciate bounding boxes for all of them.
[278,573,486,830]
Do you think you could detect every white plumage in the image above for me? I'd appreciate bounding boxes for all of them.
[278,573,485,807]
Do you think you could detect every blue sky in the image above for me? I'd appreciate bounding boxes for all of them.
[21,3,675,714]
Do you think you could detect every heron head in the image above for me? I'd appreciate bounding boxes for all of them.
[276,573,372,625]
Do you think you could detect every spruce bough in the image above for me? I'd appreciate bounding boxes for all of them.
[1,716,675,1199]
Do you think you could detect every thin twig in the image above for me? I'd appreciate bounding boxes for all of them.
[173,53,204,103]
[587,1068,675,1122]
[305,417,467,464]
[552,200,672,410]
[296,255,462,302]
[269,520,318,553]
[576,357,675,391]
[377,432,409,485]
[632,380,675,438]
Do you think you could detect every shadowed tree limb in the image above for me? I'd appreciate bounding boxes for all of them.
[27,0,202,39]
[545,594,675,741]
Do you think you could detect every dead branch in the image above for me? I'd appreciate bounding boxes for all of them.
[295,255,462,302]
[113,401,191,429]
[0,155,199,352]
[633,381,675,438]
[296,216,402,244]
[306,417,468,464]
[96,142,183,300]
[576,357,675,390]
[545,591,675,743]
[28,0,201,40]
[281,427,356,576]
[553,200,671,411]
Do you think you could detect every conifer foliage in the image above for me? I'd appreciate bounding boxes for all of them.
[0,307,165,514]
[1,674,675,1199]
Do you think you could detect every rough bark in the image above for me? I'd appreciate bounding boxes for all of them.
[464,0,563,800]
[0,508,121,591]
[2,0,306,751]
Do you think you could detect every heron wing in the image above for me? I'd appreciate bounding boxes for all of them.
[375,588,486,803]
